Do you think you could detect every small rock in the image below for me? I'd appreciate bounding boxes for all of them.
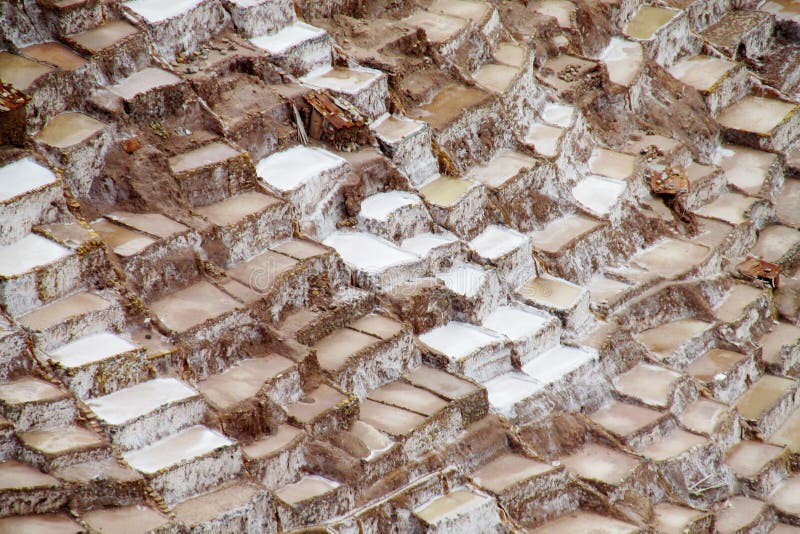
[121,138,141,154]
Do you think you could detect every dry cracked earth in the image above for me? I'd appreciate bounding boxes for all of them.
[2,0,800,531]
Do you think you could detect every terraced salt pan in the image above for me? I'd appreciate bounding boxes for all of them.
[412,84,491,130]
[589,148,636,181]
[23,42,87,72]
[753,224,800,263]
[530,214,602,253]
[107,212,188,239]
[286,384,346,425]
[571,175,626,216]
[482,306,551,343]
[679,398,731,440]
[525,123,563,157]
[67,21,140,53]
[369,382,448,417]
[251,22,326,54]
[0,234,70,277]
[359,400,429,437]
[532,0,576,28]
[0,158,57,202]
[315,328,381,372]
[87,378,198,425]
[567,448,640,495]
[716,496,768,533]
[636,318,713,359]
[770,477,800,519]
[301,66,381,93]
[517,275,584,309]
[109,67,182,100]
[726,440,784,478]
[0,460,60,489]
[275,475,340,504]
[404,366,479,401]
[632,238,711,278]
[83,506,169,533]
[226,0,270,6]
[432,0,492,23]
[760,323,800,369]
[587,273,632,307]
[763,0,800,23]
[419,322,503,361]
[469,225,527,260]
[600,37,643,87]
[359,191,422,221]
[125,0,204,23]
[615,363,681,406]
[625,134,682,158]
[0,52,54,91]
[541,102,575,128]
[0,514,84,533]
[718,96,798,135]
[243,424,302,468]
[718,144,776,195]
[401,11,468,44]
[323,232,419,274]
[522,345,596,384]
[48,332,137,368]
[655,503,708,533]
[92,219,156,257]
[560,443,639,486]
[150,281,240,333]
[473,63,519,94]
[256,145,345,192]
[642,429,707,462]
[169,142,240,174]
[778,178,800,228]
[347,420,394,461]
[624,6,679,40]
[684,162,721,199]
[772,409,800,453]
[694,192,758,225]
[485,372,544,416]
[590,400,665,440]
[669,55,737,92]
[0,377,66,404]
[467,150,537,189]
[437,264,487,298]
[372,114,426,143]
[20,424,104,455]
[123,425,233,474]
[494,43,526,68]
[415,489,498,527]
[196,191,281,227]
[401,232,458,257]
[35,112,106,149]
[199,356,296,410]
